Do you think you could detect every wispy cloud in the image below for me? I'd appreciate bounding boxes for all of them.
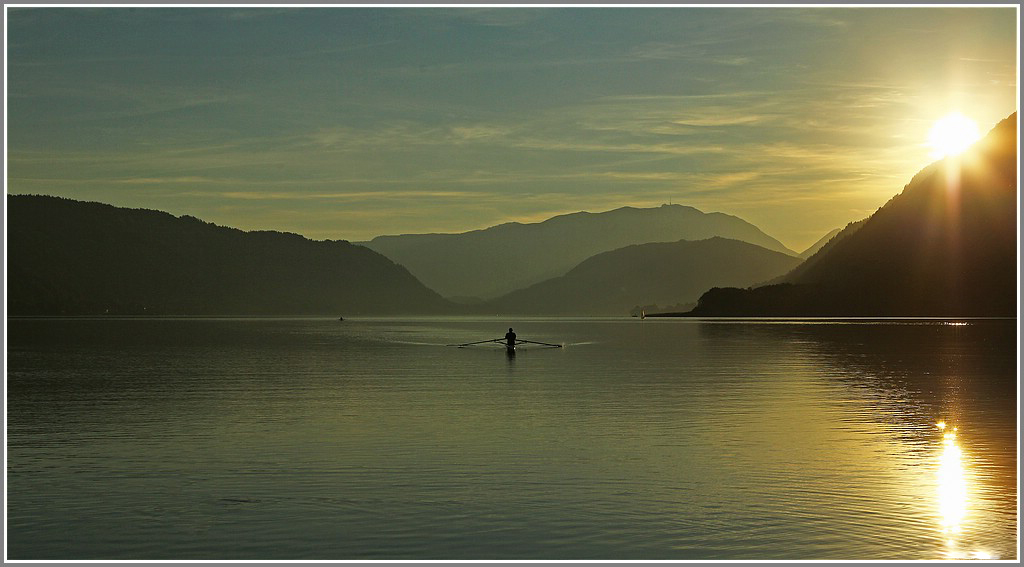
[8,80,242,123]
[445,8,546,28]
[209,190,492,202]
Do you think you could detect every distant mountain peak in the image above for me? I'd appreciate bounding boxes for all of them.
[363,204,794,299]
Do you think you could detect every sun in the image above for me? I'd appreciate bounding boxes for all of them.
[927,112,981,159]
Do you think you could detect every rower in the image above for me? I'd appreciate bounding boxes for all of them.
[505,327,517,348]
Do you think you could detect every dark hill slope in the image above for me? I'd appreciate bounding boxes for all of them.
[481,237,802,315]
[798,228,842,259]
[7,195,452,316]
[688,112,1017,317]
[363,204,795,300]
[771,218,867,285]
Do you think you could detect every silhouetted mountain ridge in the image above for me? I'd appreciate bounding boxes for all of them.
[479,236,802,315]
[686,112,1017,317]
[363,204,796,299]
[7,195,452,316]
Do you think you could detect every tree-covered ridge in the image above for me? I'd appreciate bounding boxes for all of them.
[7,195,452,316]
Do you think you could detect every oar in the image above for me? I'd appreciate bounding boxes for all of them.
[515,339,563,348]
[447,338,504,347]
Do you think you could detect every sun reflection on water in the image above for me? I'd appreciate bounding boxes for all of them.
[933,422,997,560]
[937,426,966,532]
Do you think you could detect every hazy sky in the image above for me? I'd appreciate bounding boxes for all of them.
[6,6,1017,250]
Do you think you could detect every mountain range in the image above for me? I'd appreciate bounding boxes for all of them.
[7,196,808,318]
[362,204,795,300]
[685,112,1017,317]
[6,195,452,316]
[8,114,1014,319]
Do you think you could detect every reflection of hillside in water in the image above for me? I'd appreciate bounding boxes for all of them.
[697,320,1015,443]
[698,319,1016,559]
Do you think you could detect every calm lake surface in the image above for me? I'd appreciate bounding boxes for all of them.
[5,317,1018,560]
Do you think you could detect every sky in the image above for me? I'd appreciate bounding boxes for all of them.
[5,6,1018,251]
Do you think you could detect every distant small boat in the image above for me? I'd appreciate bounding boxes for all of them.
[338,316,344,321]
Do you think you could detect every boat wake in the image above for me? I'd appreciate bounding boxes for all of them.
[389,340,451,347]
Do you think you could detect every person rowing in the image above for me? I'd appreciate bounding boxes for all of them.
[446,333,560,349]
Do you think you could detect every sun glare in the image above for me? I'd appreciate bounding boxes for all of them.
[927,112,981,159]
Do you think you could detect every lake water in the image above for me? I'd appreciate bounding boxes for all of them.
[5,317,1018,560]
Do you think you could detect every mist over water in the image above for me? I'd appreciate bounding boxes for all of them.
[6,317,1017,560]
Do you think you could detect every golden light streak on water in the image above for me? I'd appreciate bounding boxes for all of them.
[937,430,966,531]
[934,423,998,560]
